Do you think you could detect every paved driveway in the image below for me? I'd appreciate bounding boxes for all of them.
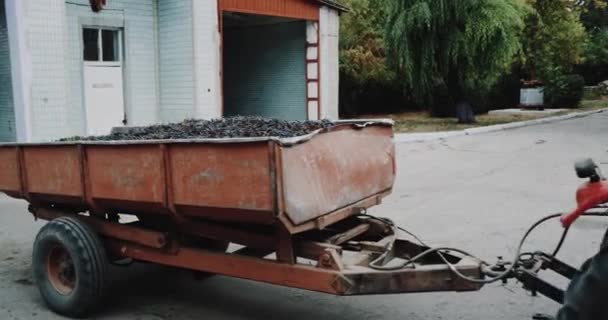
[1,111,608,319]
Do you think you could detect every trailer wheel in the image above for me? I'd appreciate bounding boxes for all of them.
[33,217,108,318]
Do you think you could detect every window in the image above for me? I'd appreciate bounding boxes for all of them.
[83,28,121,62]
[83,28,99,61]
[102,30,119,61]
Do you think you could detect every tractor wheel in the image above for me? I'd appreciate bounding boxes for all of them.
[557,250,608,319]
[33,216,108,318]
[601,227,608,252]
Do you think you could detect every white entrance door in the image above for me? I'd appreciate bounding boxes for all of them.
[83,66,124,135]
[82,28,124,135]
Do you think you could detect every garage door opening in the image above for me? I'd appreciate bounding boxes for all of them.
[0,0,16,141]
[222,12,308,120]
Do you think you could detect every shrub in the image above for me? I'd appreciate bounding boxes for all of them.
[478,71,523,112]
[339,76,408,117]
[575,64,608,85]
[544,71,585,108]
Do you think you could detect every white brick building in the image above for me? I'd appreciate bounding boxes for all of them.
[0,0,345,142]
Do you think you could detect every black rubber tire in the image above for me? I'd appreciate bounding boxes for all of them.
[33,217,108,318]
[600,227,608,252]
[557,253,608,319]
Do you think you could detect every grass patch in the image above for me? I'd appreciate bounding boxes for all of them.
[579,97,608,111]
[390,113,543,133]
[358,97,608,133]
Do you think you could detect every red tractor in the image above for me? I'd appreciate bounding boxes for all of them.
[497,158,608,320]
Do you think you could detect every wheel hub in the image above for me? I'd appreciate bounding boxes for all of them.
[47,246,76,295]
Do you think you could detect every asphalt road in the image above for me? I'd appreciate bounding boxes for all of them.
[1,111,608,320]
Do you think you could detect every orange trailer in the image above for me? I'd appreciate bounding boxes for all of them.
[0,121,482,317]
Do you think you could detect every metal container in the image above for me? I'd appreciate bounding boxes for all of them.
[0,120,395,233]
[520,87,544,107]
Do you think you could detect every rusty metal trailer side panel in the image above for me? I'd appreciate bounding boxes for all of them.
[88,145,166,206]
[25,146,84,198]
[169,143,273,211]
[168,142,275,222]
[0,148,21,195]
[281,125,395,225]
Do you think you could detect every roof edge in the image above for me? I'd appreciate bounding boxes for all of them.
[315,0,350,12]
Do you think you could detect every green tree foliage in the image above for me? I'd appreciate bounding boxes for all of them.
[339,0,403,116]
[578,28,608,85]
[523,0,586,78]
[584,29,608,65]
[339,0,392,86]
[384,0,529,122]
[576,0,608,85]
[543,68,586,107]
[575,0,608,30]
[522,0,587,106]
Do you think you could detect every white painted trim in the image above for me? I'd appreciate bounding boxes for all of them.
[97,27,102,61]
[192,0,222,119]
[82,28,123,65]
[84,62,122,67]
[5,0,31,142]
[152,0,161,124]
[76,19,88,134]
[121,21,132,126]
[319,6,340,120]
[190,0,198,116]
[306,21,320,120]
[78,16,124,28]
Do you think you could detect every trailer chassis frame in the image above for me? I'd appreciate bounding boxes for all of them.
[32,206,483,296]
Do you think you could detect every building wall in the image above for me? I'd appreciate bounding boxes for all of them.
[158,0,221,122]
[319,6,339,119]
[158,0,194,122]
[0,0,15,141]
[4,0,160,141]
[5,0,31,141]
[66,0,159,130]
[27,0,72,141]
[192,0,222,119]
[223,21,307,120]
[5,0,338,142]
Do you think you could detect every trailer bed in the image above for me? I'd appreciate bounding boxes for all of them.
[0,121,394,233]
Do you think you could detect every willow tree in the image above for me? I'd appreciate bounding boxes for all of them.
[385,0,529,122]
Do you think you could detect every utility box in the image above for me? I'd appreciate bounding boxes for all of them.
[520,87,544,108]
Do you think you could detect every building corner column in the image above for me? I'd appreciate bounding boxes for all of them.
[5,0,31,142]
[319,6,340,120]
[192,0,222,119]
